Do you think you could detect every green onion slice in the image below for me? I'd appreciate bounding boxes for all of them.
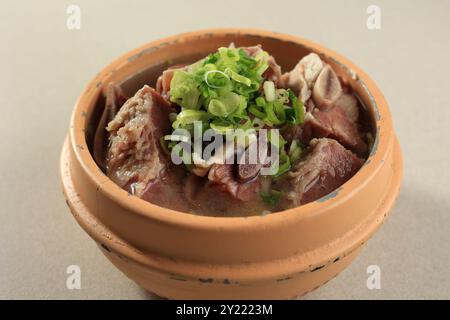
[274,153,291,178]
[263,81,276,102]
[204,70,230,89]
[224,68,252,87]
[265,101,286,125]
[207,91,241,117]
[287,89,305,125]
[288,140,302,163]
[210,119,234,134]
[260,190,282,207]
[249,104,266,119]
[172,110,211,129]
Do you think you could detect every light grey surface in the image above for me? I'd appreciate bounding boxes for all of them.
[1,0,449,299]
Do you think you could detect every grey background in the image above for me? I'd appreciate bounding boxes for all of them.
[1,0,449,299]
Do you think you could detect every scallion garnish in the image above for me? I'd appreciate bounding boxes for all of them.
[260,190,282,207]
[172,110,211,129]
[263,81,276,102]
[167,46,306,177]
[287,89,304,125]
[288,140,302,164]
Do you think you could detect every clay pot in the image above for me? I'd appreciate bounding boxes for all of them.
[60,29,403,299]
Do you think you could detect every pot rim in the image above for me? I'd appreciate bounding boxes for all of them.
[69,28,394,230]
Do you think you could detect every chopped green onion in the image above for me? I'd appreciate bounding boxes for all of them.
[229,114,252,130]
[253,50,270,75]
[218,47,240,63]
[255,63,269,76]
[265,101,286,125]
[224,68,252,87]
[210,119,234,133]
[268,130,287,150]
[169,71,201,109]
[238,117,253,130]
[207,91,241,117]
[263,81,276,102]
[231,95,248,116]
[260,190,282,207]
[288,140,302,163]
[172,110,211,129]
[255,96,266,107]
[274,153,291,178]
[204,70,230,89]
[207,99,227,117]
[287,89,304,125]
[276,89,289,104]
[252,117,266,129]
[249,104,266,119]
[253,49,269,62]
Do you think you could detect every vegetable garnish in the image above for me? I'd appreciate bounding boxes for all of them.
[263,81,276,102]
[260,190,282,207]
[265,101,286,125]
[169,47,268,132]
[274,153,291,178]
[170,71,201,110]
[287,89,305,125]
[168,46,306,177]
[288,140,302,164]
[172,110,211,129]
[204,70,230,89]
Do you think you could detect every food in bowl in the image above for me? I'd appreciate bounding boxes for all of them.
[94,44,374,216]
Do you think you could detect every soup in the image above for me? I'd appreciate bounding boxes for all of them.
[90,45,373,216]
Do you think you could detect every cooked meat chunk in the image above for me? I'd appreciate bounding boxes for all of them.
[238,163,262,182]
[236,133,268,182]
[305,98,316,113]
[93,83,128,171]
[241,45,262,56]
[156,64,187,99]
[303,105,367,155]
[279,138,364,206]
[280,53,324,103]
[208,164,260,201]
[106,85,174,196]
[156,69,174,98]
[334,93,359,123]
[281,124,303,145]
[265,55,283,84]
[103,83,128,123]
[312,65,342,109]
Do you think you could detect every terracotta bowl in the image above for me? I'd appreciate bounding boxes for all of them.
[60,29,403,299]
